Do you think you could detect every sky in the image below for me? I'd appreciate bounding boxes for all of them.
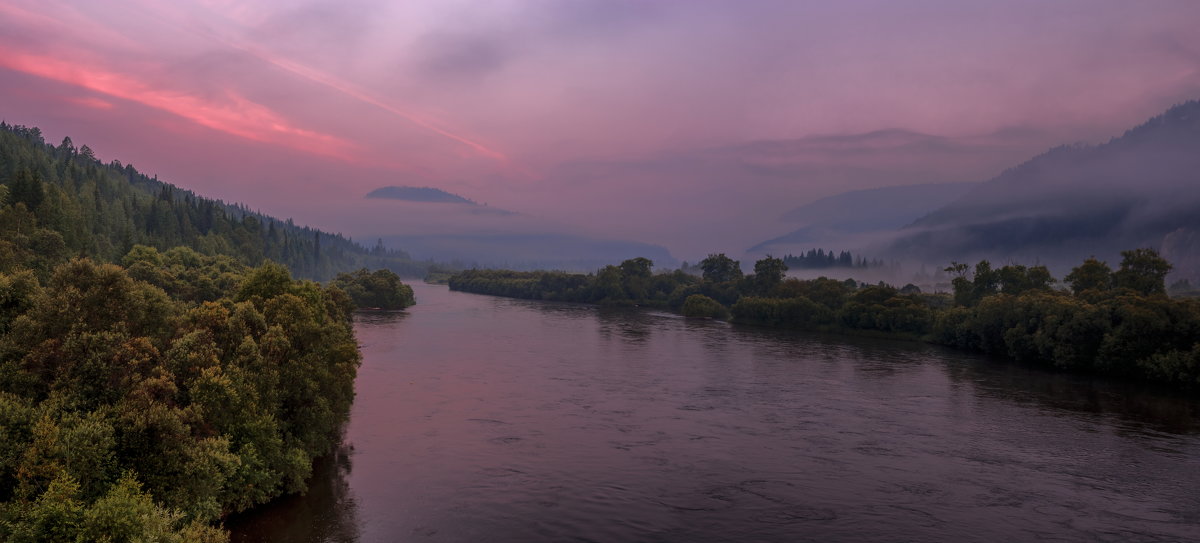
[2,0,1199,260]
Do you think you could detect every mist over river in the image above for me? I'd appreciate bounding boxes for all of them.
[229,283,1200,542]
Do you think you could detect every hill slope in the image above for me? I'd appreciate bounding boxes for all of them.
[891,100,1200,272]
[0,123,426,279]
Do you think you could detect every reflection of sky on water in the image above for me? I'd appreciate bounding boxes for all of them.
[231,283,1200,542]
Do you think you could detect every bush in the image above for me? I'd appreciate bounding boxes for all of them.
[681,294,729,320]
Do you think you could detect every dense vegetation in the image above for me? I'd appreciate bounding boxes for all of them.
[449,250,1200,390]
[0,122,427,280]
[0,124,417,539]
[0,250,361,541]
[331,268,416,310]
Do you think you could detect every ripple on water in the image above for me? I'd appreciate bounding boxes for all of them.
[229,284,1200,543]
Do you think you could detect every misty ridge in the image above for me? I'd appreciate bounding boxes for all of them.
[894,100,1200,261]
[746,100,1200,289]
[353,185,676,271]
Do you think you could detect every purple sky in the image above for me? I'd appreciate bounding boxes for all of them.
[2,0,1199,259]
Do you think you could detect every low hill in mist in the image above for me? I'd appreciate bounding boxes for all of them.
[366,185,475,204]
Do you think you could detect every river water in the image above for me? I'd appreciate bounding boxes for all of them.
[229,283,1200,542]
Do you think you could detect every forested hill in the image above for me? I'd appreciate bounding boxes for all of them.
[0,122,427,280]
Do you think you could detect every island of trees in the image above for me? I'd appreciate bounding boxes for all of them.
[448,250,1200,391]
[331,268,416,310]
[0,124,416,540]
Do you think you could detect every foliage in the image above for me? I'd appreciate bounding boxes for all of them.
[448,259,699,308]
[945,260,1054,307]
[0,253,361,540]
[1113,248,1172,296]
[1064,257,1113,296]
[331,268,415,310]
[751,255,788,295]
[699,254,742,283]
[681,295,729,320]
[450,248,1200,392]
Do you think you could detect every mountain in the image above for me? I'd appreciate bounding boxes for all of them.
[358,188,667,270]
[0,122,427,279]
[366,185,476,204]
[379,233,677,272]
[749,182,977,254]
[890,100,1200,274]
[543,125,1050,258]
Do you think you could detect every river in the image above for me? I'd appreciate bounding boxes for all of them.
[228,283,1200,542]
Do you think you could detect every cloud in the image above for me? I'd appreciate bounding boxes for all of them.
[0,50,359,160]
[414,33,510,83]
[4,0,1200,261]
[65,96,115,111]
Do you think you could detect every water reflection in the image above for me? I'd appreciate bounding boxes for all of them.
[226,444,359,542]
[941,355,1200,435]
[351,310,410,326]
[231,284,1200,542]
[728,321,1200,435]
[596,306,655,343]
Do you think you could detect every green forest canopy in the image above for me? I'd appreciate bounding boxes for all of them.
[1,252,363,541]
[0,123,421,540]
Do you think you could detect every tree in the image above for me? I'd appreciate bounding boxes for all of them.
[236,261,293,302]
[700,253,742,283]
[997,264,1055,296]
[7,168,45,211]
[1064,257,1113,295]
[619,257,653,278]
[1113,248,1172,296]
[59,136,76,157]
[752,255,788,294]
[944,262,972,306]
[970,260,999,303]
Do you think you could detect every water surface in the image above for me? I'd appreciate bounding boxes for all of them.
[230,283,1200,542]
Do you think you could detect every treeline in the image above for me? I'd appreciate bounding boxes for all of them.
[782,249,886,269]
[0,122,427,280]
[449,250,1200,391]
[0,248,363,541]
[449,258,700,307]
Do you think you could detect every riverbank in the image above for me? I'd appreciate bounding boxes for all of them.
[448,251,1200,393]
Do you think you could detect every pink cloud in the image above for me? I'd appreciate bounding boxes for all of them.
[130,0,513,165]
[66,96,115,110]
[0,49,359,161]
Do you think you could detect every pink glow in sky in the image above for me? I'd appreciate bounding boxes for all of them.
[2,0,1199,258]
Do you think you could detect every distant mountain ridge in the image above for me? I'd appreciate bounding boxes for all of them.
[366,185,475,204]
[891,99,1200,274]
[750,182,977,253]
